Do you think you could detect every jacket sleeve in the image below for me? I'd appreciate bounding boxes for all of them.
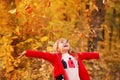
[25,50,55,63]
[78,52,100,60]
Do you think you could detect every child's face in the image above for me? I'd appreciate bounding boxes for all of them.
[57,39,70,53]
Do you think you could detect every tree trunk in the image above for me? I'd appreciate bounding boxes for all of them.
[88,0,105,52]
[119,24,120,39]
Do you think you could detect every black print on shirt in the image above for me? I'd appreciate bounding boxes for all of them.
[62,58,76,69]
[61,59,67,69]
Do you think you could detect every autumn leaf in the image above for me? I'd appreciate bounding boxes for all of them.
[16,11,21,18]
[25,5,33,15]
[6,66,14,73]
[46,46,53,52]
[24,38,33,43]
[40,36,49,42]
[8,8,16,14]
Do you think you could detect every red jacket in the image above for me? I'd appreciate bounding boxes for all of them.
[26,50,100,80]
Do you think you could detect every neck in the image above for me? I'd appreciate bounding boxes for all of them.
[61,50,69,54]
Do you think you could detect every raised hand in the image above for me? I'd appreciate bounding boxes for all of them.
[17,51,26,59]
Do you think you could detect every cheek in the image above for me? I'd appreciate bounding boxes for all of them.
[58,44,63,49]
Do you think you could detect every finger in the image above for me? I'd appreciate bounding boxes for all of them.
[17,54,24,59]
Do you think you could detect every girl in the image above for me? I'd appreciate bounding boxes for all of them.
[19,38,100,80]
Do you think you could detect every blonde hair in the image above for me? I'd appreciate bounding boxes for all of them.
[53,38,69,53]
[53,38,78,59]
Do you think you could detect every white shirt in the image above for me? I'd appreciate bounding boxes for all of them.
[62,53,80,80]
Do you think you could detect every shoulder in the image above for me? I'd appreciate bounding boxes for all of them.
[69,53,80,56]
[69,53,83,59]
[55,53,62,58]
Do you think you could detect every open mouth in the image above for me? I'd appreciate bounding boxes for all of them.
[64,45,68,47]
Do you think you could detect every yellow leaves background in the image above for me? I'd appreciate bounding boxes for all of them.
[0,0,120,80]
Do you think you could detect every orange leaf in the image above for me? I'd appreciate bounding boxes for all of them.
[16,11,21,18]
[25,5,33,14]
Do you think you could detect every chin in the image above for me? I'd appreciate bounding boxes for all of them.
[63,48,69,51]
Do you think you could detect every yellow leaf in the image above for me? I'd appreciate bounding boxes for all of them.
[6,66,14,73]
[15,26,20,35]
[40,36,49,42]
[46,46,53,52]
[24,38,33,43]
[8,8,16,14]
[13,60,20,67]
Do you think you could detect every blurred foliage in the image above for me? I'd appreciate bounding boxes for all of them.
[0,0,120,80]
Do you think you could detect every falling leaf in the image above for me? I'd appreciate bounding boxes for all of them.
[93,4,99,11]
[8,8,16,14]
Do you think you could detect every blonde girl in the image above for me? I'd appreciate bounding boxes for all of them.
[19,38,100,80]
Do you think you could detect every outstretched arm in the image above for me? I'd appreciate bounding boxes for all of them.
[78,52,100,60]
[20,50,55,63]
